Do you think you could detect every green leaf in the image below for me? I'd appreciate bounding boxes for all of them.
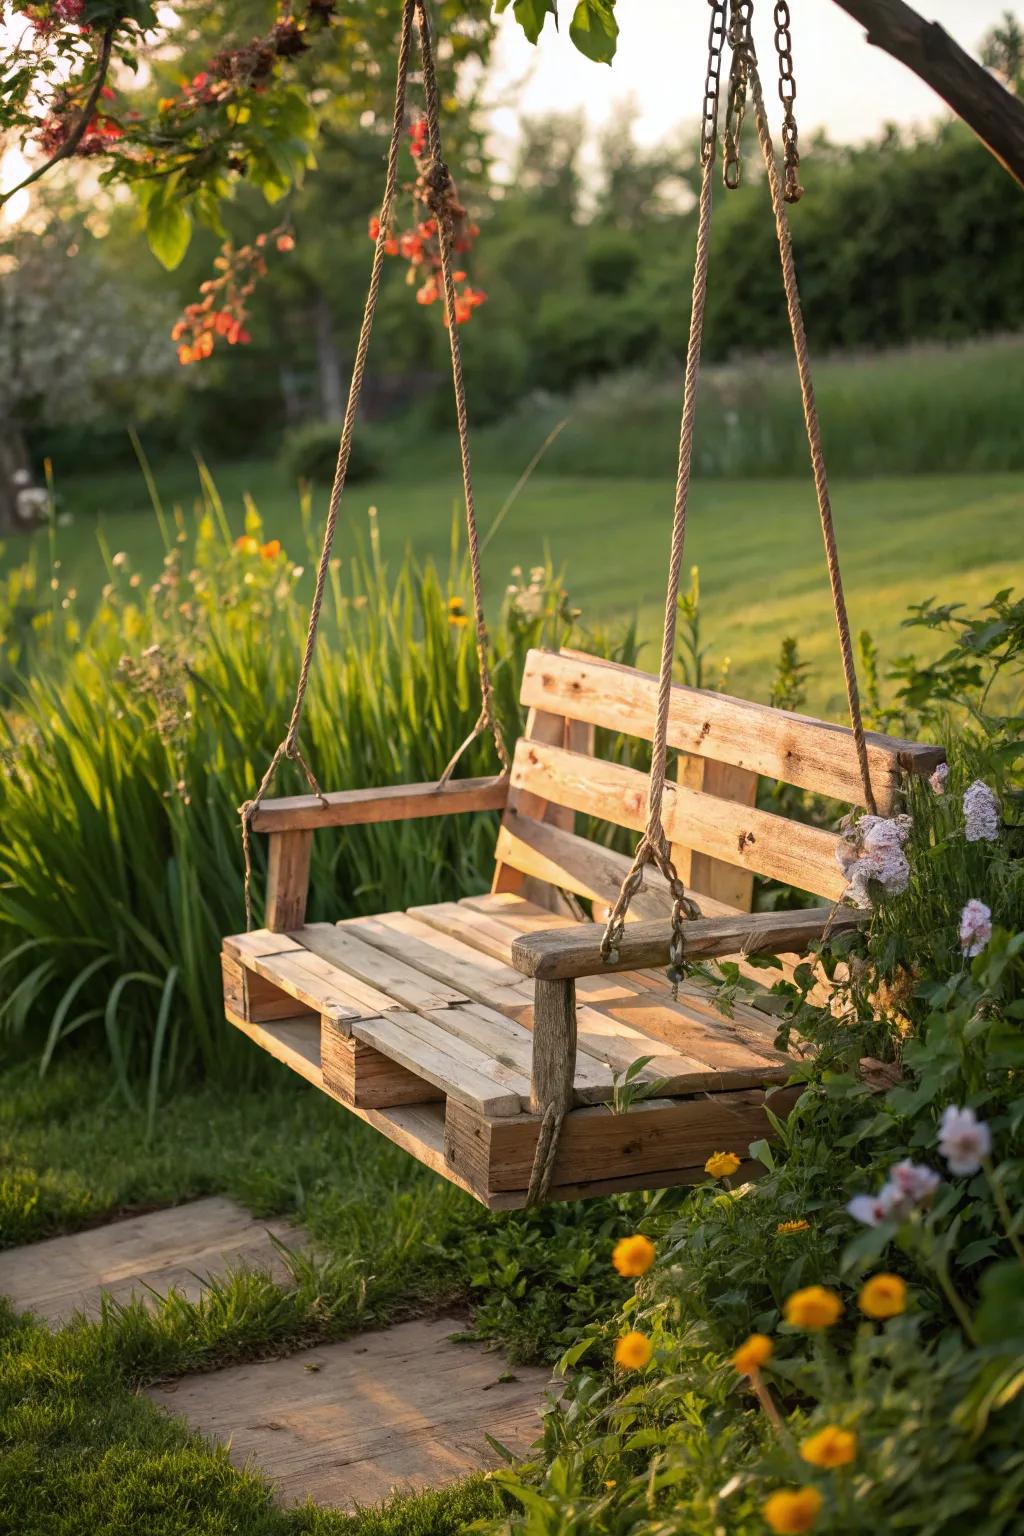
[496,0,558,44]
[569,0,618,62]
[146,196,192,270]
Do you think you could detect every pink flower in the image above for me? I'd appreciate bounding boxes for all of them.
[846,1191,897,1227]
[929,762,949,795]
[938,1104,991,1177]
[888,1159,940,1204]
[959,899,992,958]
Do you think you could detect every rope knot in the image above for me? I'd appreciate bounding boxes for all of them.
[422,155,453,214]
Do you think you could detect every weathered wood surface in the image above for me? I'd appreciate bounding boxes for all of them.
[519,649,943,810]
[492,706,594,911]
[147,1315,550,1510]
[445,1088,799,1196]
[510,738,846,900]
[512,906,865,980]
[674,753,758,911]
[265,829,313,932]
[0,1198,297,1325]
[494,813,677,919]
[321,1021,444,1109]
[250,776,508,833]
[530,979,577,1118]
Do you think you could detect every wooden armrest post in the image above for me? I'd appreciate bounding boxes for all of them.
[265,829,313,932]
[530,978,577,1118]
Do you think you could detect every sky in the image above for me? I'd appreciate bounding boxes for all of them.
[487,1,1011,159]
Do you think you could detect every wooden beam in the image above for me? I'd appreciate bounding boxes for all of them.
[530,978,577,1117]
[265,830,313,932]
[250,776,508,834]
[511,906,866,981]
[519,650,943,811]
[831,0,1024,190]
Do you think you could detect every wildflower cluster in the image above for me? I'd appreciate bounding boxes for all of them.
[847,1156,940,1227]
[835,812,912,908]
[369,118,486,325]
[172,229,294,364]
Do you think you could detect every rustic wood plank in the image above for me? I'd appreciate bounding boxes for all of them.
[250,776,508,834]
[265,830,313,932]
[351,1012,524,1117]
[422,1001,615,1105]
[492,707,583,915]
[674,754,758,911]
[519,649,943,811]
[511,739,846,900]
[531,978,577,1126]
[445,1087,800,1195]
[321,1020,444,1109]
[339,912,536,1010]
[235,949,382,1030]
[512,905,866,980]
[224,929,306,961]
[494,814,676,920]
[221,953,316,1024]
[293,923,468,1012]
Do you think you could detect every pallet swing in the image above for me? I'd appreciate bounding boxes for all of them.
[222,0,943,1209]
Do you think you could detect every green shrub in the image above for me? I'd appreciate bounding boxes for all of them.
[279,420,382,485]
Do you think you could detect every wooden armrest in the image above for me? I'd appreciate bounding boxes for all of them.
[250,775,508,833]
[511,906,866,981]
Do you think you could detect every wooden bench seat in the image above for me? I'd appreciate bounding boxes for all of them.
[224,647,944,1207]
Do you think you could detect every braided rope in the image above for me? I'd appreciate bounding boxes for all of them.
[239,0,508,928]
[746,44,876,814]
[598,137,719,974]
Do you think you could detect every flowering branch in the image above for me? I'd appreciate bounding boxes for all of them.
[0,20,116,205]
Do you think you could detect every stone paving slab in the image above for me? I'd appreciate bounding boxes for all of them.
[147,1314,551,1509]
[0,1196,296,1324]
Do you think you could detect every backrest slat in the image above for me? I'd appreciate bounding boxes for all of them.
[511,739,846,901]
[520,649,943,813]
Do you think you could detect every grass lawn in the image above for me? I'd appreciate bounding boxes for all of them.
[15,460,1023,713]
[0,1056,658,1534]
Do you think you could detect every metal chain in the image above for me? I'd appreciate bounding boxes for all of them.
[701,0,728,166]
[723,0,754,190]
[773,0,804,202]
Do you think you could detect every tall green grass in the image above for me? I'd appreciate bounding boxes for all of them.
[464,336,1024,480]
[0,484,631,1097]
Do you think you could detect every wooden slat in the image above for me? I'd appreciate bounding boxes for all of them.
[493,814,675,919]
[492,707,585,916]
[321,1021,444,1109]
[511,739,846,900]
[227,1009,323,1086]
[352,1012,524,1117]
[221,952,315,1024]
[224,929,306,961]
[422,1002,615,1105]
[512,905,866,980]
[445,1088,800,1195]
[231,949,382,1029]
[250,776,508,834]
[675,754,758,911]
[293,923,468,1012]
[338,912,536,1010]
[265,830,313,931]
[519,649,944,811]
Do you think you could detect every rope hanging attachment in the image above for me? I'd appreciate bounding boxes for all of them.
[238,0,508,930]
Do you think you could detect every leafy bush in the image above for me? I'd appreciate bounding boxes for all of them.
[279,420,383,485]
[0,485,628,1099]
[474,590,1024,1535]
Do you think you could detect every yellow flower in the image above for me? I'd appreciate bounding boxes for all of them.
[800,1424,857,1468]
[259,539,281,560]
[783,1285,843,1330]
[732,1333,774,1375]
[705,1150,741,1179]
[234,535,259,555]
[603,1479,616,1488]
[612,1234,656,1277]
[762,1487,823,1534]
[613,1331,653,1370]
[858,1273,907,1319]
[777,1219,810,1235]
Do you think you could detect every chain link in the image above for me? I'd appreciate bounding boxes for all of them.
[773,0,803,202]
[723,0,754,190]
[701,0,728,166]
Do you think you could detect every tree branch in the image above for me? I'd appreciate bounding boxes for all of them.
[831,0,1024,188]
[0,24,117,206]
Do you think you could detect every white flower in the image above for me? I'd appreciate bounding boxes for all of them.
[963,780,1000,843]
[840,815,913,908]
[846,1192,895,1226]
[929,762,949,795]
[888,1159,941,1204]
[938,1104,991,1177]
[860,815,912,854]
[959,898,992,958]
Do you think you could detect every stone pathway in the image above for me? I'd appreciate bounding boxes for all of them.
[0,1198,550,1510]
[0,1196,295,1325]
[148,1314,550,1509]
